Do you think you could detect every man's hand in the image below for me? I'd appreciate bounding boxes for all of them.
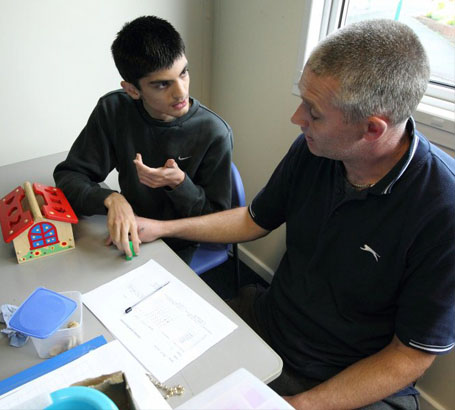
[134,153,185,189]
[104,192,141,257]
[135,216,164,243]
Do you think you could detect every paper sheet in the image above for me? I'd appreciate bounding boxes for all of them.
[176,368,293,410]
[83,258,237,382]
[0,340,170,410]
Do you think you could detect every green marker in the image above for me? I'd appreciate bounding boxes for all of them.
[126,240,137,261]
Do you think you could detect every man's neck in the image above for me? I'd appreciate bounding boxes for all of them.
[344,123,410,187]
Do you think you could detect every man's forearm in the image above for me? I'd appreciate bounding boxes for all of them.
[286,336,435,410]
[139,206,269,244]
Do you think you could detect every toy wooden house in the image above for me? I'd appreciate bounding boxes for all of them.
[0,182,78,263]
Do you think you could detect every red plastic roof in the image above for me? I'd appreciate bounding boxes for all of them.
[0,186,34,243]
[0,183,78,243]
[33,183,78,224]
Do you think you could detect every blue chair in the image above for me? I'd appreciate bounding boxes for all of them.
[190,163,246,288]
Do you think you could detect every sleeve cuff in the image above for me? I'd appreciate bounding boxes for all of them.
[166,174,199,200]
[85,187,118,215]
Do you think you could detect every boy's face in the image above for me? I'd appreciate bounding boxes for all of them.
[122,55,190,122]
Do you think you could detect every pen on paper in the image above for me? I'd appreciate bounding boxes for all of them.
[124,281,170,314]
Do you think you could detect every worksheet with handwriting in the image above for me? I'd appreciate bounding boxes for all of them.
[83,258,237,382]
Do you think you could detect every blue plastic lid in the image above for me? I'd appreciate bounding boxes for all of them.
[9,287,77,339]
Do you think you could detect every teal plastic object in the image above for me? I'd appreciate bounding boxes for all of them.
[45,386,118,410]
[9,287,77,339]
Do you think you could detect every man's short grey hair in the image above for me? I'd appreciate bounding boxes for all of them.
[306,19,430,125]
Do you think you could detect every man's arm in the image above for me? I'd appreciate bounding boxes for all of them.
[285,336,435,410]
[135,206,269,245]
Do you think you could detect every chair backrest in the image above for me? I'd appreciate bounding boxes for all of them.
[196,163,245,252]
[231,162,246,208]
[189,163,245,274]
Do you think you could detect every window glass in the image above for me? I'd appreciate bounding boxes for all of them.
[342,0,455,88]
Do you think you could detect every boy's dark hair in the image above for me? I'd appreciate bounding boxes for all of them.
[111,15,185,88]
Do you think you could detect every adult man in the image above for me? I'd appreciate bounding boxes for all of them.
[54,16,232,261]
[134,19,455,409]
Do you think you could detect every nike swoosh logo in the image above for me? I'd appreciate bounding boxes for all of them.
[178,155,192,161]
[360,244,380,262]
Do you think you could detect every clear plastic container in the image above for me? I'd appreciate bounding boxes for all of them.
[9,287,77,339]
[31,291,83,358]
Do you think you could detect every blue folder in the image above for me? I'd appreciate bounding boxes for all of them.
[0,335,107,396]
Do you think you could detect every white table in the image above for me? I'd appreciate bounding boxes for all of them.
[0,152,282,407]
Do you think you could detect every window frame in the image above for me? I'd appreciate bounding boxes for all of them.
[293,0,455,151]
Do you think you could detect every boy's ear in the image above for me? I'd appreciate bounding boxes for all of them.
[121,81,141,100]
[363,116,388,142]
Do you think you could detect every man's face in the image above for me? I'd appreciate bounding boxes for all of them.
[291,68,365,161]
[125,55,190,122]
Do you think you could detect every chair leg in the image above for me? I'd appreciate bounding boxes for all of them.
[233,243,240,294]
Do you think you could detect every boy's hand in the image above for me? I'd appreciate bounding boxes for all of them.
[134,153,185,189]
[104,192,141,257]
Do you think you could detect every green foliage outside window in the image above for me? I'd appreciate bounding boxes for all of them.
[425,0,455,26]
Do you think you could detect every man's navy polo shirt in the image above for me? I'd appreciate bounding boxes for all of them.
[249,119,455,387]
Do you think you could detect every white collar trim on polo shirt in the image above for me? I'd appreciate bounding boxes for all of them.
[381,119,420,195]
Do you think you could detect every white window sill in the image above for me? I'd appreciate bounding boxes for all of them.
[415,99,455,151]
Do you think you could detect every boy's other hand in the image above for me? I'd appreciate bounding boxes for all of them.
[134,153,185,189]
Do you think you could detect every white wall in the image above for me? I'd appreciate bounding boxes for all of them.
[0,0,212,167]
[418,349,455,410]
[211,0,306,278]
[209,1,454,409]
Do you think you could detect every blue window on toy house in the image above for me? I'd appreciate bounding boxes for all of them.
[28,222,59,250]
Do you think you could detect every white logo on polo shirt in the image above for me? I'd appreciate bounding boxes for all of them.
[360,244,380,262]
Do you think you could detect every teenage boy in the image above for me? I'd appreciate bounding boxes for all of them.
[54,16,233,262]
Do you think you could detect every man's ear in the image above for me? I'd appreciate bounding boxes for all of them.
[121,81,141,100]
[363,116,388,142]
